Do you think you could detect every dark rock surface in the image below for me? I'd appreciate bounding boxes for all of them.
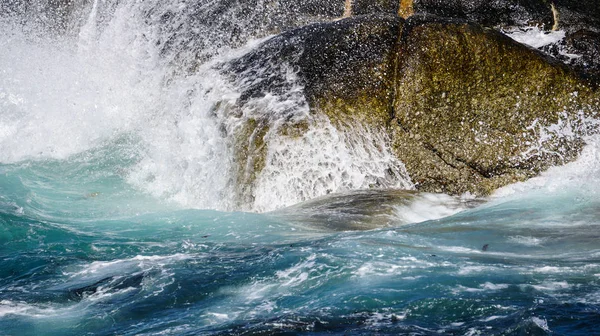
[553,0,600,33]
[228,14,403,128]
[410,0,554,29]
[542,30,600,81]
[350,0,400,16]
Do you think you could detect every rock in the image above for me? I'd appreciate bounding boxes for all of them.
[542,30,600,81]
[225,14,600,197]
[153,0,349,69]
[410,0,554,29]
[392,17,600,195]
[228,14,403,128]
[225,14,403,206]
[553,0,600,33]
[350,0,400,16]
[542,1,600,81]
[271,189,422,231]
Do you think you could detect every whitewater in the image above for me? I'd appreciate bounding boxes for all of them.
[1,1,599,335]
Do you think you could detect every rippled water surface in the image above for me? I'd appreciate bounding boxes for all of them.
[1,1,600,335]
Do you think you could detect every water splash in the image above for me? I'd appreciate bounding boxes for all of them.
[0,0,410,212]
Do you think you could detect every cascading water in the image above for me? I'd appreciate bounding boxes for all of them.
[1,1,599,335]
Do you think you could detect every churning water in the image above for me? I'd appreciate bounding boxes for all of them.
[1,1,599,335]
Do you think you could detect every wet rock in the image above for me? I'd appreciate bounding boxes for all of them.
[542,0,600,81]
[410,0,554,29]
[228,14,403,128]
[225,14,403,207]
[542,30,600,81]
[392,18,600,195]
[552,0,600,33]
[225,14,600,197]
[350,0,400,16]
[155,0,348,68]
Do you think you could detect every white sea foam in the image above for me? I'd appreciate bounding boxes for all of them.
[494,131,600,199]
[479,315,506,322]
[531,317,550,332]
[508,236,544,246]
[353,258,437,278]
[526,281,571,292]
[0,28,152,163]
[504,27,565,49]
[253,120,413,212]
[65,254,191,279]
[452,282,509,294]
[0,300,80,319]
[392,193,470,224]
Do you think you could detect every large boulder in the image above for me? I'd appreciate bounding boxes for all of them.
[149,0,349,69]
[224,14,600,197]
[391,17,600,194]
[349,0,400,16]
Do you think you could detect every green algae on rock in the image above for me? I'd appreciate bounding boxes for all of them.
[392,18,600,195]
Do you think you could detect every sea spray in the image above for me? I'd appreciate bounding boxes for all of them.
[2,2,600,335]
[0,0,411,212]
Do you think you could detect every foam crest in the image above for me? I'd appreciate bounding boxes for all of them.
[494,133,600,198]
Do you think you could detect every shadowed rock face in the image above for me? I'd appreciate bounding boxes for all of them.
[542,30,600,81]
[411,0,554,29]
[150,0,348,70]
[226,14,600,196]
[351,0,400,16]
[228,14,403,128]
[553,0,600,33]
[392,17,599,194]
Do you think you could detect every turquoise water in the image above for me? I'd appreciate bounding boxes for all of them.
[2,1,600,334]
[2,142,600,335]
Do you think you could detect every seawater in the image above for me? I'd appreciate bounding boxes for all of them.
[1,1,600,335]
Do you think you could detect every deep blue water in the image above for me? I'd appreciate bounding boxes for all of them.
[2,143,600,335]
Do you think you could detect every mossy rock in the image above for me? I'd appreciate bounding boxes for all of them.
[225,13,600,198]
[230,118,270,208]
[392,18,600,194]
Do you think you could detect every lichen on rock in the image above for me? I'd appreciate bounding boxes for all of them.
[391,17,600,194]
